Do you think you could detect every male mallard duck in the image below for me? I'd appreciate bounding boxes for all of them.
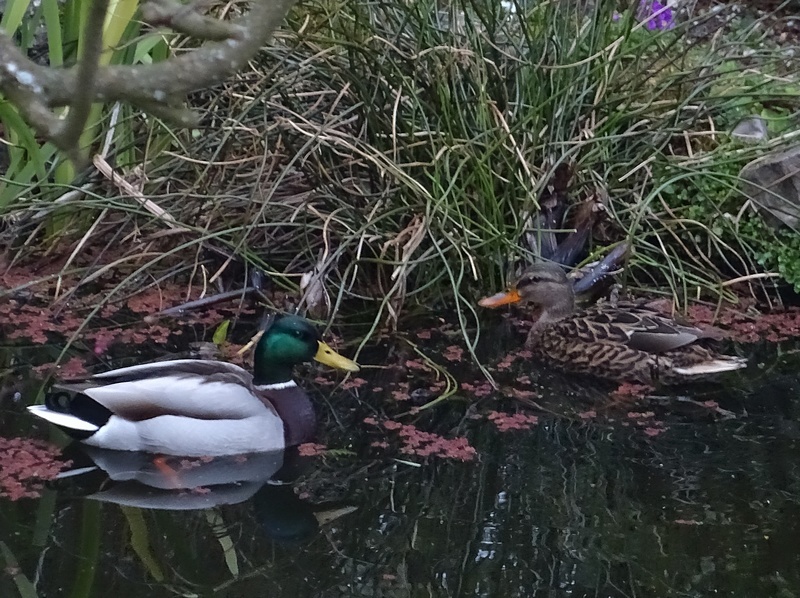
[478,262,746,384]
[27,315,360,456]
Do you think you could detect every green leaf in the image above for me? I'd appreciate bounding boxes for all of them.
[41,0,64,67]
[212,320,230,347]
[101,0,140,65]
[133,34,170,64]
[0,540,37,598]
[205,510,239,577]
[1,0,33,35]
[121,506,165,582]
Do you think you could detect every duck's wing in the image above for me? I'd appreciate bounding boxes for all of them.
[56,360,265,421]
[87,359,251,384]
[583,304,710,354]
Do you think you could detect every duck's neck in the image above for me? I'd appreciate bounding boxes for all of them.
[534,287,574,331]
[252,360,295,387]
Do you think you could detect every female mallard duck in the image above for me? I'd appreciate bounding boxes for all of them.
[27,315,360,456]
[478,262,746,384]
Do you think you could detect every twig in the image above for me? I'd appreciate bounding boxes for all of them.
[92,155,186,229]
[143,286,258,321]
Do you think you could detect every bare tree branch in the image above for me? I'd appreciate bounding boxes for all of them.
[0,45,62,140]
[141,0,246,41]
[52,0,111,164]
[0,0,298,161]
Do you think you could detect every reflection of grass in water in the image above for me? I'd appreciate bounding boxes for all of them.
[3,329,800,595]
[291,398,800,597]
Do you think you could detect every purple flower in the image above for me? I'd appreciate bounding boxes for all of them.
[638,0,675,31]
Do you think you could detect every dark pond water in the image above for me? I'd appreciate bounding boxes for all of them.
[2,317,800,598]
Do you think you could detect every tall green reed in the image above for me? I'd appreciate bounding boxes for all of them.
[0,0,170,210]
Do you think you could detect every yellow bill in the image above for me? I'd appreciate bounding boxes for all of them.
[478,288,522,308]
[315,341,360,372]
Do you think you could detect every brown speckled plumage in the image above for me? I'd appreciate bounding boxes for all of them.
[479,263,746,384]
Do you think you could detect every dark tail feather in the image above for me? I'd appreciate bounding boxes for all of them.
[550,199,601,267]
[572,242,630,296]
[40,391,113,440]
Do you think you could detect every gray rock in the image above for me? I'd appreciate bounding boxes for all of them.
[740,145,800,230]
[732,116,769,144]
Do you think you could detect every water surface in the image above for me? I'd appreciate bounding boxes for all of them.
[1,321,798,598]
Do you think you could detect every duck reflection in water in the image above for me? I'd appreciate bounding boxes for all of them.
[54,445,357,545]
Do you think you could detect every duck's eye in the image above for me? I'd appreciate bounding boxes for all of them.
[521,276,542,285]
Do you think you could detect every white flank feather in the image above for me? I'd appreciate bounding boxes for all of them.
[84,414,285,456]
[672,357,747,377]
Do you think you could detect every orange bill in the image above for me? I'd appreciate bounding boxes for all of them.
[478,288,522,308]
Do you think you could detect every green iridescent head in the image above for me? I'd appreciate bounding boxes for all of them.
[253,315,359,385]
